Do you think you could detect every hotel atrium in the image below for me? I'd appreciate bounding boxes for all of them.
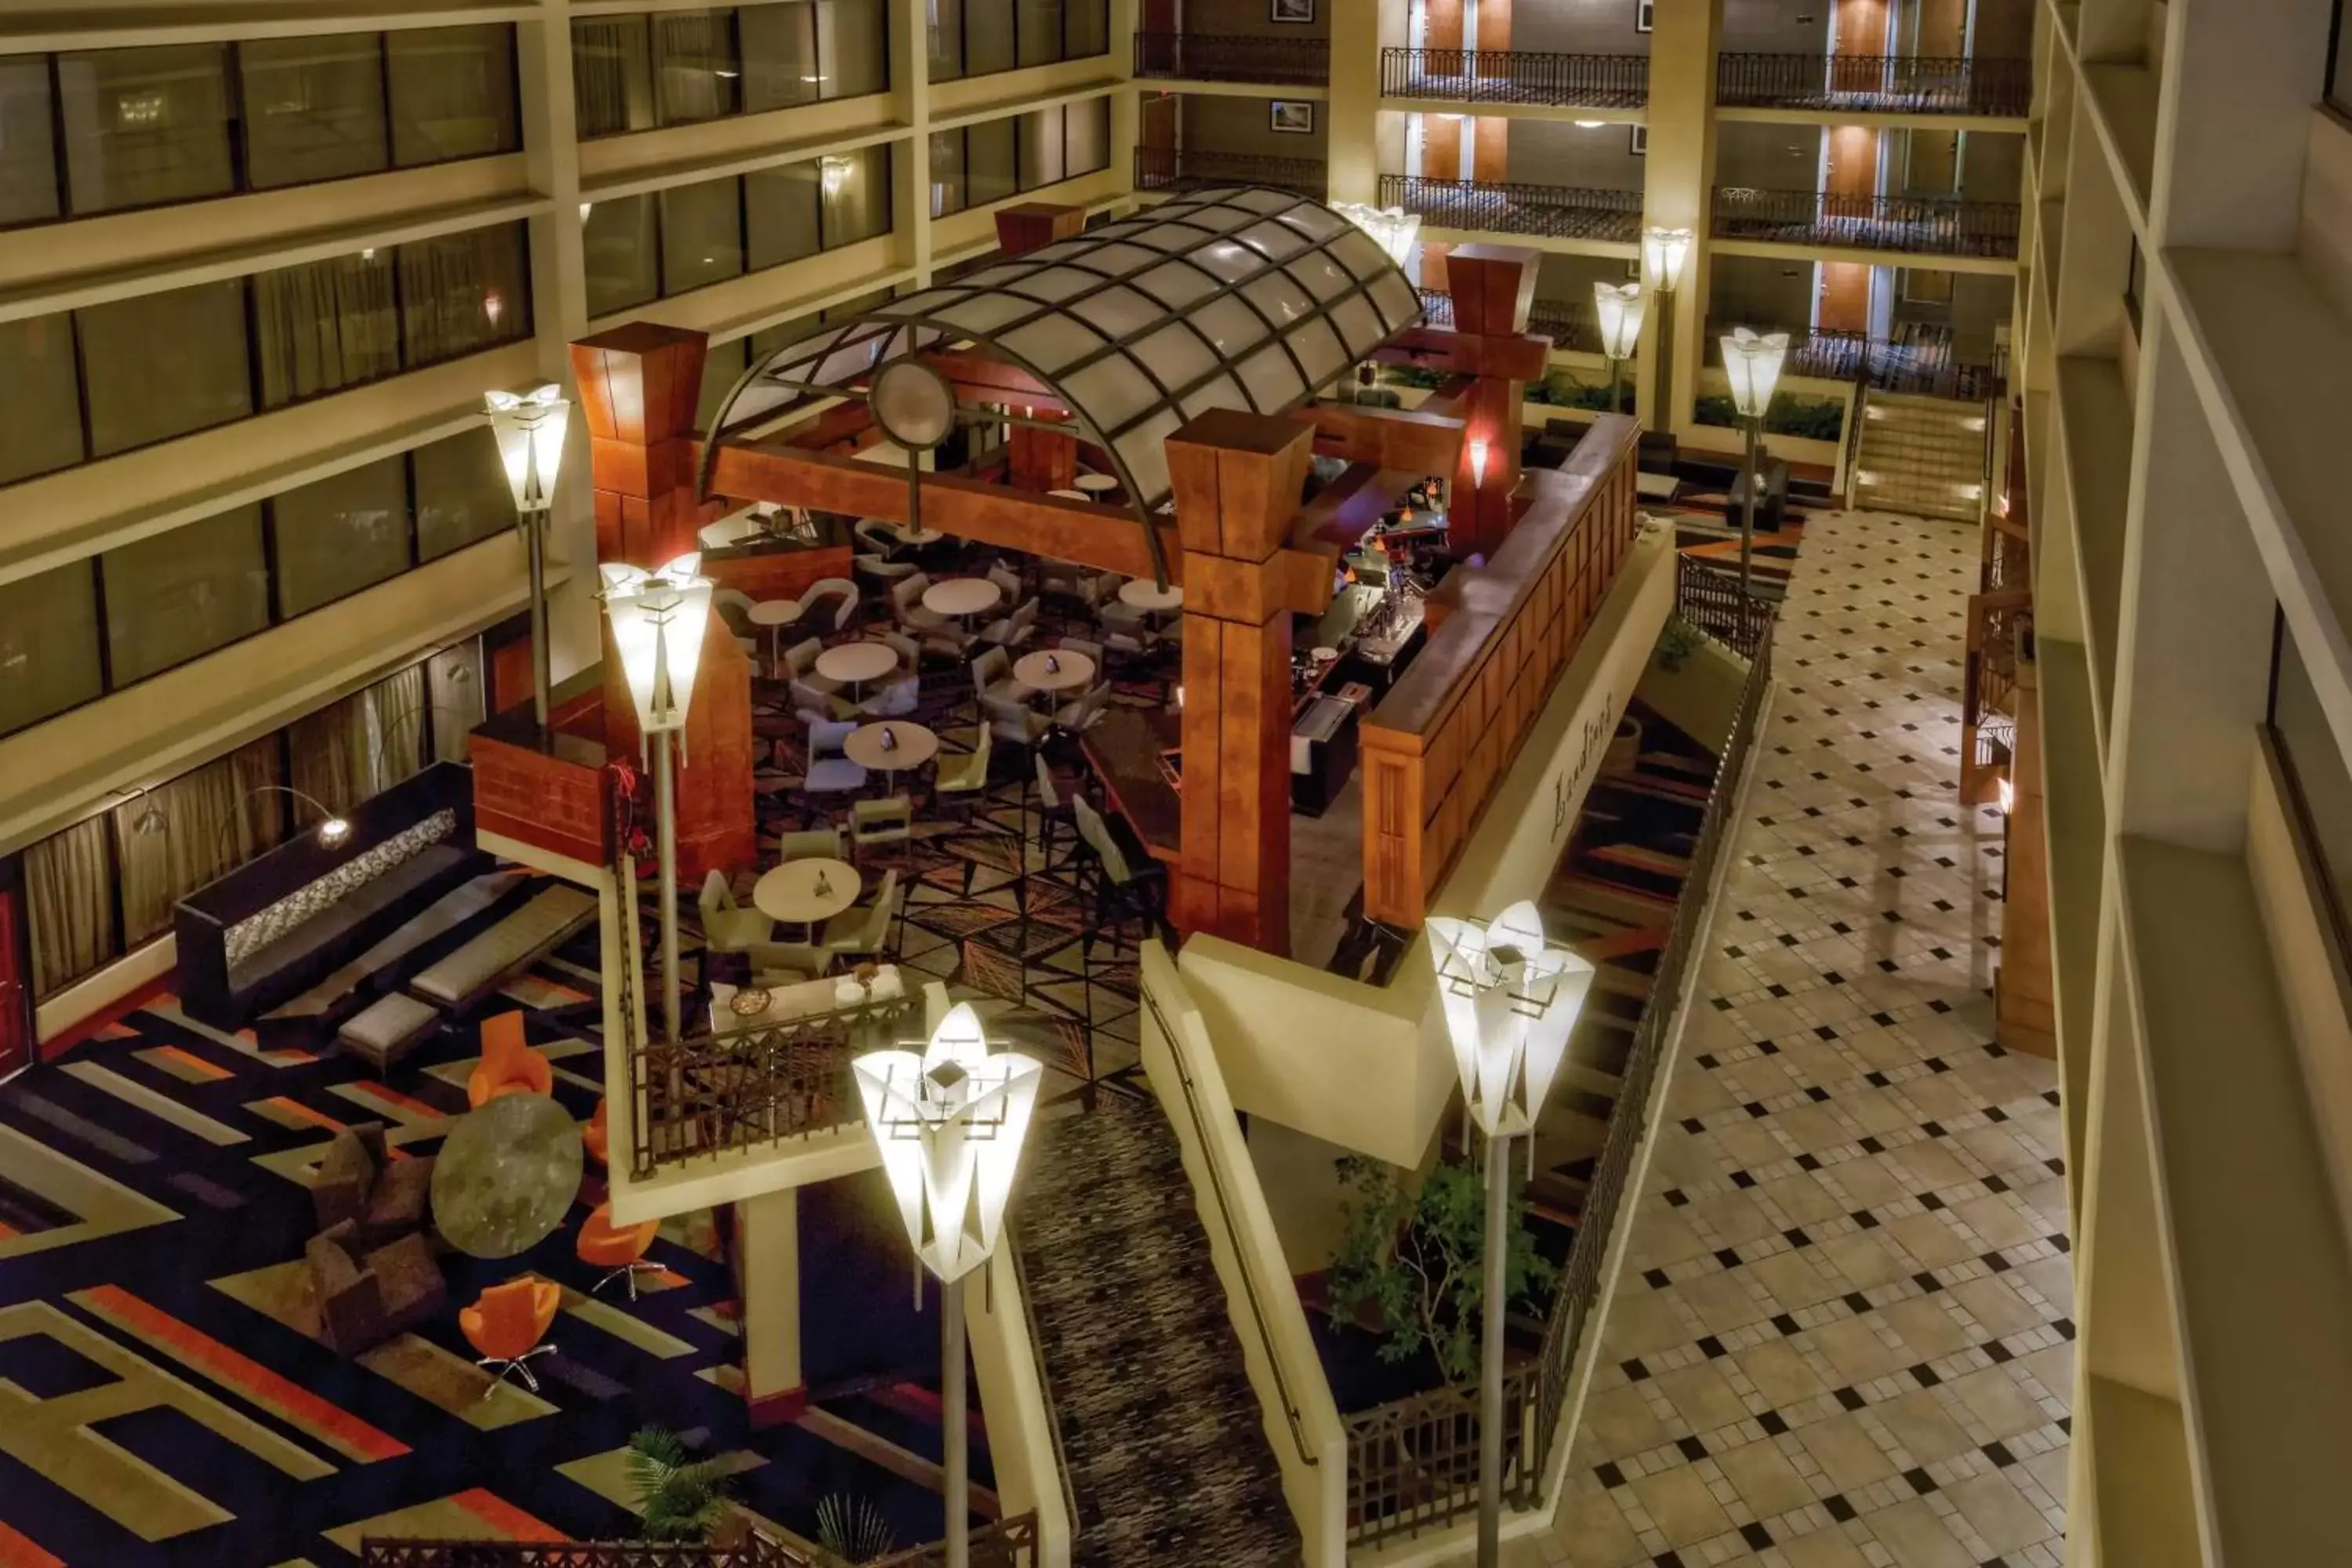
[0,0,2343,1563]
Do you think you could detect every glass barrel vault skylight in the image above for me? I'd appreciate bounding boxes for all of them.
[701,186,1425,516]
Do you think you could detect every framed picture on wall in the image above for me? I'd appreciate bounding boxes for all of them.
[1270,100,1316,134]
[1629,124,1650,154]
[1635,0,1654,31]
[1270,0,1315,21]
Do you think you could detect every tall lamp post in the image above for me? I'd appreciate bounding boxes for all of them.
[1592,281,1647,417]
[601,553,713,1044]
[1719,327,1791,637]
[1426,902,1595,1568]
[855,1005,1043,1568]
[486,384,572,732]
[1639,227,1693,434]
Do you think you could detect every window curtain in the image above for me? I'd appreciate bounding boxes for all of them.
[25,818,116,999]
[653,11,740,125]
[572,19,653,136]
[388,25,518,165]
[290,665,427,818]
[252,251,401,408]
[112,739,283,946]
[398,223,528,366]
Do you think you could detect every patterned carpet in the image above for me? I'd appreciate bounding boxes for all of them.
[1017,1094,1299,1568]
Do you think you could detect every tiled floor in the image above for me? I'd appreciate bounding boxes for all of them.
[1515,510,2074,1568]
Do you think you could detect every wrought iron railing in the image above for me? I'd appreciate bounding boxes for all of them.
[1675,557,1770,660]
[1378,172,1643,244]
[867,1515,1040,1568]
[1134,146,1328,198]
[1715,52,2032,116]
[1134,31,1329,84]
[1381,45,1648,106]
[1342,603,1773,1546]
[627,990,920,1178]
[1417,289,1603,356]
[1711,187,2022,259]
[1700,320,2005,402]
[1344,1363,1539,1548]
[1962,587,2030,807]
[361,1539,815,1567]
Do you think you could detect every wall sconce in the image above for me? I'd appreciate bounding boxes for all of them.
[820,155,855,198]
[580,201,594,222]
[1573,119,1604,129]
[1997,777,2015,815]
[1467,438,1489,488]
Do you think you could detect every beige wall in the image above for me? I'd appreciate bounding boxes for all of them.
[1181,92,1330,158]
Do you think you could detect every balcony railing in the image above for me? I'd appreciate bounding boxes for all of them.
[1134,31,1329,85]
[1716,53,2033,117]
[1700,319,2005,400]
[1378,172,1643,244]
[1381,45,1647,107]
[359,1518,1040,1568]
[1417,288,1602,355]
[1711,187,2021,259]
[1134,146,1328,198]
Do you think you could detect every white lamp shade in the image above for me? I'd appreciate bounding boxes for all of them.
[1592,281,1646,361]
[1425,899,1597,1138]
[1331,201,1423,267]
[485,384,571,515]
[1719,327,1791,419]
[599,553,714,736]
[1641,226,1693,291]
[855,1003,1043,1284]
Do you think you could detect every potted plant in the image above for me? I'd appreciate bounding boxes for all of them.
[626,1426,734,1543]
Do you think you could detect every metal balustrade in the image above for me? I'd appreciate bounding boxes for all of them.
[1133,146,1328,198]
[1417,289,1602,355]
[1716,52,2032,116]
[1378,172,1643,244]
[1133,31,1329,84]
[1700,319,2008,401]
[1711,187,2022,259]
[1381,45,1648,106]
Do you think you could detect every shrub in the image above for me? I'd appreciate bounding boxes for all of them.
[1693,391,1846,443]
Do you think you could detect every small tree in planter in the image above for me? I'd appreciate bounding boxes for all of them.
[1327,1155,1559,1384]
[627,1426,735,1543]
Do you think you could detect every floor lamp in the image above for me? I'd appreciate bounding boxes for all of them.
[601,554,713,1044]
[1720,328,1791,640]
[1641,227,1693,433]
[1427,902,1595,1567]
[855,1004,1043,1568]
[1593,281,1647,417]
[487,385,572,734]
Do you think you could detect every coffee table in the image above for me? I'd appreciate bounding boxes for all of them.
[815,641,900,701]
[747,599,804,676]
[432,1093,584,1259]
[753,857,861,935]
[844,720,939,777]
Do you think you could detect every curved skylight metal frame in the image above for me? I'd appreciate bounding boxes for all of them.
[698,186,1426,580]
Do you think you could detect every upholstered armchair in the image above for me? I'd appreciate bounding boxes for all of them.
[698,870,775,953]
[311,1121,434,1243]
[307,1220,447,1355]
[460,1277,561,1394]
[466,1011,552,1107]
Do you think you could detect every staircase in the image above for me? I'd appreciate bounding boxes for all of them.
[1015,1095,1301,1568]
[1518,709,1715,1231]
[1849,389,1991,523]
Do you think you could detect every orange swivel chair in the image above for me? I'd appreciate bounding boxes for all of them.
[576,1202,662,1300]
[466,1011,552,1107]
[583,1098,609,1167]
[460,1276,561,1395]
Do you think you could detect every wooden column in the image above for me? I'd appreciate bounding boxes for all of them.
[570,323,757,881]
[1998,657,2057,1058]
[1168,410,1314,956]
[1437,244,1541,561]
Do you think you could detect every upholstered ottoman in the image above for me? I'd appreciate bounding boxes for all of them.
[337,993,439,1076]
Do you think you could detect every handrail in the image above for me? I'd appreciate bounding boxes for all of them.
[1700,318,2007,403]
[866,1513,1040,1568]
[1380,45,1648,106]
[360,1538,815,1566]
[1377,172,1644,243]
[1711,185,2022,259]
[1418,289,1602,356]
[1715,51,2032,116]
[1003,1236,1085,1548]
[1133,146,1329,198]
[1141,981,1319,1470]
[1133,30,1329,84]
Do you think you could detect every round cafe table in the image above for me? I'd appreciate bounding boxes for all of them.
[815,640,900,702]
[1117,579,1184,615]
[746,599,804,677]
[431,1093,584,1260]
[844,720,939,779]
[892,523,946,547]
[753,857,862,936]
[922,578,1002,627]
[1074,474,1120,499]
[1047,488,1089,502]
[1014,648,1096,706]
